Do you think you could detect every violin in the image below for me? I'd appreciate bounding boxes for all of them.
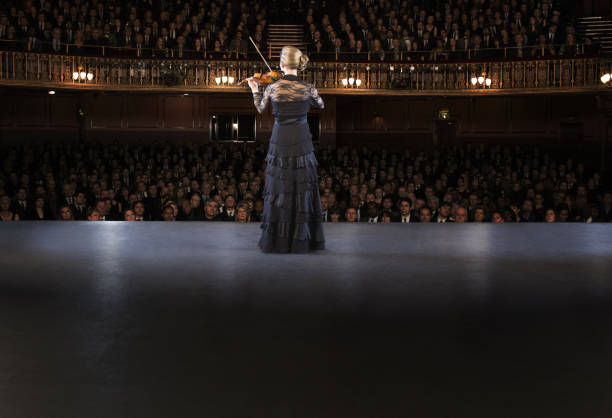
[238,71,283,86]
[239,37,283,88]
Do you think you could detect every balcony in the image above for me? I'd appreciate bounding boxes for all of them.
[0,42,609,96]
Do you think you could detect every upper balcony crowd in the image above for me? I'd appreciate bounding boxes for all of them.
[0,0,596,62]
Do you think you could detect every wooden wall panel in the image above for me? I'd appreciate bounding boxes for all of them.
[17,97,47,126]
[0,98,13,126]
[379,99,408,131]
[446,99,470,133]
[125,96,159,128]
[49,96,78,128]
[471,98,506,133]
[407,100,431,130]
[164,95,194,128]
[0,88,605,146]
[510,97,548,133]
[90,94,122,128]
[198,95,209,129]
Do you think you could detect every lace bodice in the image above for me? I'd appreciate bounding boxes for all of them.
[252,74,325,116]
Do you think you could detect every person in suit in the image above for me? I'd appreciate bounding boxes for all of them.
[220,195,237,221]
[436,203,452,223]
[48,27,64,53]
[11,187,29,219]
[186,192,204,221]
[203,199,221,221]
[71,191,88,220]
[391,198,414,223]
[360,201,380,223]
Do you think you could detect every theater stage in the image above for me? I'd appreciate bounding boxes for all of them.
[1,222,612,418]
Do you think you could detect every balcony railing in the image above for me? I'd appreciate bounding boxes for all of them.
[0,45,608,94]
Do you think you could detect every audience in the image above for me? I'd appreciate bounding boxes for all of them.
[0,141,609,223]
[0,0,595,62]
[305,0,592,61]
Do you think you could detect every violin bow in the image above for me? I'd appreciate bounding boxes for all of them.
[249,36,273,73]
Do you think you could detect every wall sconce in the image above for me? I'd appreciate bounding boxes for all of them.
[601,73,611,84]
[215,71,234,86]
[471,73,492,88]
[341,72,361,88]
[72,66,94,83]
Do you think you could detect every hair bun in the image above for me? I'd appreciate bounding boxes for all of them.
[298,53,309,71]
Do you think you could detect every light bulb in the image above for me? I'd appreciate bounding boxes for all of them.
[221,76,227,83]
[471,77,478,86]
[485,78,492,86]
[478,76,485,85]
[601,73,611,84]
[87,73,93,81]
[215,77,221,84]
[80,71,86,80]
[355,79,362,87]
[228,76,234,84]
[48,90,55,95]
[72,72,79,80]
[348,77,355,85]
[342,78,348,86]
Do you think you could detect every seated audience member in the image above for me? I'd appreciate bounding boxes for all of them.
[72,191,88,220]
[27,196,54,220]
[454,206,469,223]
[329,208,341,222]
[600,192,612,222]
[187,192,204,221]
[380,211,392,223]
[419,207,433,222]
[472,207,486,223]
[235,202,251,223]
[361,202,380,223]
[221,195,237,221]
[203,199,220,221]
[436,203,451,223]
[393,198,413,223]
[133,201,147,221]
[58,205,74,221]
[161,205,176,221]
[491,212,504,223]
[544,208,557,223]
[0,195,20,221]
[124,209,136,221]
[345,207,358,222]
[87,208,101,221]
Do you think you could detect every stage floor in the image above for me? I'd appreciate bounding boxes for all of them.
[1,222,612,417]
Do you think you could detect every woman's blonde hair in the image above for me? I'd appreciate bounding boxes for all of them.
[280,46,309,71]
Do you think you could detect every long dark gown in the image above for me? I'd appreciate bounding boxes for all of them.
[252,74,326,253]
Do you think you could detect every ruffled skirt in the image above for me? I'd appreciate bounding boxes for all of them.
[258,119,325,253]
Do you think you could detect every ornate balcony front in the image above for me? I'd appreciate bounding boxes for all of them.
[0,47,609,96]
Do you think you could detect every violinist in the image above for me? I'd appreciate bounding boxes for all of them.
[247,46,326,253]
